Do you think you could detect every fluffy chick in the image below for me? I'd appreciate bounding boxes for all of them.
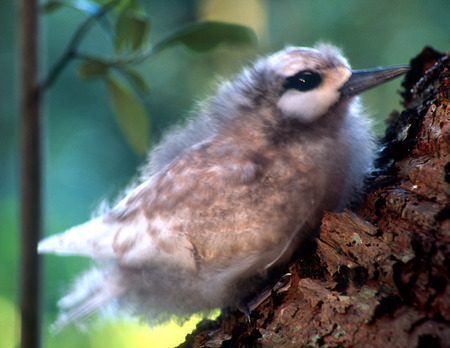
[38,43,408,331]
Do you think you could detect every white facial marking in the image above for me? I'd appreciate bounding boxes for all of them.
[277,89,339,121]
[277,65,352,122]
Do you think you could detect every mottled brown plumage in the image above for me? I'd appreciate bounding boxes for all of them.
[38,44,408,331]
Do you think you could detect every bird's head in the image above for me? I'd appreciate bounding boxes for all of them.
[216,44,409,126]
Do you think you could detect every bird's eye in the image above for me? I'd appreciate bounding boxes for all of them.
[284,70,322,92]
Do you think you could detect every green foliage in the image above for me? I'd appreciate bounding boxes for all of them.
[40,0,257,156]
[77,59,110,78]
[114,9,150,53]
[106,75,150,155]
[153,21,258,53]
[120,68,150,93]
[41,0,64,13]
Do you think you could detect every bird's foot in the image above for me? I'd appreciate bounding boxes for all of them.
[237,272,293,322]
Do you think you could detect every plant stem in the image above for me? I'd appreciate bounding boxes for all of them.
[39,0,117,90]
[74,45,154,67]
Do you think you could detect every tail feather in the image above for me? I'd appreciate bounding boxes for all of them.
[38,217,116,259]
[50,268,123,334]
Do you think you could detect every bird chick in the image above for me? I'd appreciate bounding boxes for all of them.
[38,43,408,332]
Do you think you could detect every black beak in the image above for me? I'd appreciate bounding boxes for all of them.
[339,66,410,98]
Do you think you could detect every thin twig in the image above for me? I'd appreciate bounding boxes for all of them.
[73,46,154,67]
[39,0,117,90]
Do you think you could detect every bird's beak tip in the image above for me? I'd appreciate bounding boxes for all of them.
[339,65,410,98]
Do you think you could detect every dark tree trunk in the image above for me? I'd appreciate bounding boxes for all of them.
[178,47,450,348]
[18,0,42,347]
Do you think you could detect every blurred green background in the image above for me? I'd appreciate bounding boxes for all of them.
[1,0,449,347]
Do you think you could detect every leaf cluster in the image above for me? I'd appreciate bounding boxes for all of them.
[42,0,257,154]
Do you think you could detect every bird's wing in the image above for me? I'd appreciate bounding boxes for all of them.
[39,138,317,271]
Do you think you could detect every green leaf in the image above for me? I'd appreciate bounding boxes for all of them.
[77,60,109,79]
[106,76,150,155]
[41,0,64,13]
[153,21,258,54]
[121,69,150,93]
[115,10,150,53]
[114,0,142,11]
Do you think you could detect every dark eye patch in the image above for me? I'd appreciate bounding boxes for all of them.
[284,70,322,92]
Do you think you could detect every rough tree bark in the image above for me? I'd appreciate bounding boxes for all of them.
[178,47,450,348]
